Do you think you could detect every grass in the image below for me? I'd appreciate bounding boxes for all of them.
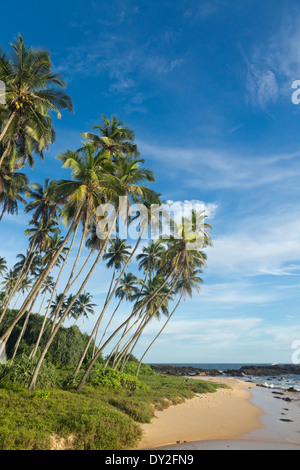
[0,364,228,450]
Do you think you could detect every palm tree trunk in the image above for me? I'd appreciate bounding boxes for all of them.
[118,272,182,372]
[0,204,82,344]
[11,297,37,361]
[50,221,84,333]
[111,269,149,368]
[27,209,118,392]
[96,298,122,352]
[73,233,143,377]
[117,317,148,371]
[0,239,38,324]
[28,246,104,392]
[29,229,77,359]
[77,267,179,390]
[136,290,184,377]
[91,268,116,358]
[0,110,17,145]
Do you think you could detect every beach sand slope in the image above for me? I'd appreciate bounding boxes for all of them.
[136,377,264,450]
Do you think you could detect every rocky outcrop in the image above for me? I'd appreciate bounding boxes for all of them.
[150,364,300,377]
[150,364,222,377]
[224,365,300,377]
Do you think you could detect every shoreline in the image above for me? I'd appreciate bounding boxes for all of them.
[135,376,300,450]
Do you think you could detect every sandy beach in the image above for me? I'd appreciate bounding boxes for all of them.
[136,376,300,450]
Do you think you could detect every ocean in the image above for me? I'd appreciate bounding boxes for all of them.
[151,363,300,392]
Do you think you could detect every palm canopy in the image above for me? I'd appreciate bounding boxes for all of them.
[0,34,73,167]
[55,143,121,228]
[25,178,64,225]
[0,163,28,220]
[0,257,7,277]
[81,114,139,160]
[115,273,139,302]
[132,273,171,320]
[103,238,131,271]
[136,240,165,274]
[24,217,60,253]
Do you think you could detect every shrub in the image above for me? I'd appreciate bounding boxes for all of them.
[87,365,141,390]
[0,355,60,388]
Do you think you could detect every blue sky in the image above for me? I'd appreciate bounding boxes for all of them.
[1,0,300,364]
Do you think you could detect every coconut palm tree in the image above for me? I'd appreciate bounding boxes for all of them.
[0,34,73,168]
[96,272,140,362]
[81,114,138,161]
[89,238,131,354]
[0,257,7,277]
[71,291,96,326]
[137,240,165,275]
[25,178,63,225]
[115,273,171,371]
[135,267,204,377]
[27,139,159,391]
[0,164,28,221]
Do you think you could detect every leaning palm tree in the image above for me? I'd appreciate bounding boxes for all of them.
[115,273,171,371]
[96,273,139,360]
[90,238,131,354]
[71,291,96,326]
[0,34,73,167]
[135,267,204,377]
[81,114,139,161]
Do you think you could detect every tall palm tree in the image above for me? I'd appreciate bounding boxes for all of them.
[81,114,138,161]
[135,267,204,377]
[90,238,131,354]
[115,273,171,371]
[0,164,28,221]
[0,34,73,168]
[25,178,63,225]
[71,291,96,326]
[0,257,7,277]
[27,139,158,391]
[136,240,165,275]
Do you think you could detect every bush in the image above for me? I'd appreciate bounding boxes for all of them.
[122,361,155,377]
[87,365,141,390]
[0,355,60,389]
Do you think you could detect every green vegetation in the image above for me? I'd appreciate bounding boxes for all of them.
[0,35,218,450]
[0,360,225,450]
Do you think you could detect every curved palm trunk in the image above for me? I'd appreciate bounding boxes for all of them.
[0,205,82,344]
[50,221,84,333]
[0,238,38,324]
[28,246,105,392]
[11,296,38,361]
[118,272,182,372]
[117,316,148,371]
[91,267,116,358]
[111,269,149,368]
[94,296,121,355]
[0,110,17,145]
[78,270,179,389]
[27,210,118,392]
[74,233,143,377]
[136,290,184,377]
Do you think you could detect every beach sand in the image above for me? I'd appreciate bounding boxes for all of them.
[136,376,300,450]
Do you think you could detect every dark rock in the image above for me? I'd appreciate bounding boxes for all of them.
[287,387,298,393]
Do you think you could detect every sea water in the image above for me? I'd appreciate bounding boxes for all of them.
[151,363,300,392]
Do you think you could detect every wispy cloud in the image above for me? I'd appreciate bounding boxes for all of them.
[138,140,300,190]
[56,29,184,99]
[244,9,300,108]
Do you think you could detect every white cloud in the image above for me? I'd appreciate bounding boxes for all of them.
[244,10,300,108]
[207,208,300,278]
[138,140,300,191]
